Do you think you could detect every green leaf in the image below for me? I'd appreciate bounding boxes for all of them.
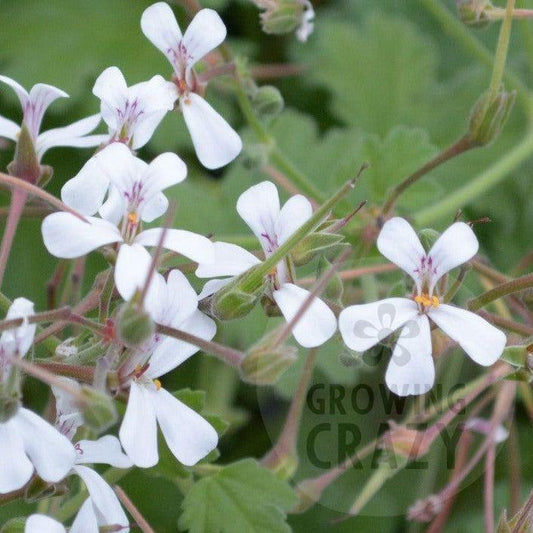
[359,126,441,209]
[292,14,438,136]
[179,459,297,533]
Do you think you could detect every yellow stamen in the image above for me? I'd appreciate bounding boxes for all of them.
[153,379,162,390]
[127,212,138,225]
[414,294,440,308]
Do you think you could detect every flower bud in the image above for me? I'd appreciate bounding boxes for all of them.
[252,85,284,117]
[380,423,430,459]
[0,518,25,533]
[291,231,346,266]
[240,335,298,385]
[502,345,529,368]
[467,89,516,147]
[211,268,266,321]
[257,2,304,35]
[24,476,68,502]
[78,385,118,433]
[116,300,155,349]
[456,0,493,27]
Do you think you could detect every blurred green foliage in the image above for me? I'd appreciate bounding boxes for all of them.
[0,0,532,531]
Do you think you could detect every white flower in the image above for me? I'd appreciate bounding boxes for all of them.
[41,143,214,288]
[118,265,218,467]
[296,0,315,42]
[196,181,337,348]
[51,380,132,532]
[0,299,76,494]
[141,2,242,169]
[0,75,105,161]
[93,66,177,150]
[339,217,506,397]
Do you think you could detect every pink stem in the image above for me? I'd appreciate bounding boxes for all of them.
[0,189,27,288]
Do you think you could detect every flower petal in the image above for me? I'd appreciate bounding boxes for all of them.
[151,387,218,466]
[182,9,227,70]
[15,408,76,483]
[0,115,19,141]
[141,2,182,69]
[127,76,177,149]
[181,93,242,169]
[0,297,36,359]
[143,151,187,199]
[70,500,99,533]
[0,75,29,109]
[135,227,214,263]
[36,114,103,159]
[197,278,233,300]
[429,304,506,366]
[161,269,199,326]
[236,181,280,252]
[427,222,479,292]
[277,194,313,245]
[119,381,158,468]
[98,185,125,225]
[141,192,169,223]
[148,310,217,378]
[377,217,425,282]
[26,83,69,139]
[339,298,419,352]
[0,419,33,493]
[41,213,121,259]
[385,314,435,397]
[25,514,66,533]
[75,435,133,468]
[61,154,113,216]
[273,283,337,348]
[73,465,129,530]
[115,243,166,318]
[92,66,128,131]
[196,241,260,278]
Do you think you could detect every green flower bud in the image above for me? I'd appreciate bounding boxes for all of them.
[211,268,266,320]
[291,231,346,266]
[501,345,529,368]
[116,301,155,348]
[467,89,516,147]
[259,4,303,35]
[252,85,284,117]
[0,518,25,533]
[456,0,493,28]
[240,336,297,385]
[24,476,68,503]
[79,385,118,433]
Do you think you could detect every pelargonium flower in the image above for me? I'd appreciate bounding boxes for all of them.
[339,217,506,396]
[41,142,214,288]
[0,299,76,494]
[296,0,315,42]
[117,265,218,468]
[51,380,132,532]
[141,2,242,169]
[93,66,177,150]
[0,75,105,162]
[196,181,337,348]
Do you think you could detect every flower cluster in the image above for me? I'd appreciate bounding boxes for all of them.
[0,0,514,530]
